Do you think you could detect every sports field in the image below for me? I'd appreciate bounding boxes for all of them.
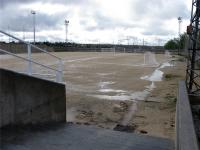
[0,52,186,139]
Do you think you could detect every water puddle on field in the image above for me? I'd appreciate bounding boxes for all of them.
[97,73,116,76]
[64,57,100,63]
[140,70,163,82]
[89,62,173,102]
[98,81,115,89]
[121,61,174,126]
[89,82,156,101]
[99,89,126,93]
[89,94,131,101]
[140,62,173,82]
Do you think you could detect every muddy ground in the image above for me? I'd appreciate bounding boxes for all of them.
[0,52,186,140]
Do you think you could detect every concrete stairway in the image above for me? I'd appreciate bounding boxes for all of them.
[2,123,174,150]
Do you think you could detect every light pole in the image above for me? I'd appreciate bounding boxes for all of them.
[31,10,36,44]
[65,20,69,43]
[178,17,182,54]
[22,25,25,41]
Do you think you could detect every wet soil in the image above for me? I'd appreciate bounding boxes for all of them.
[0,52,186,140]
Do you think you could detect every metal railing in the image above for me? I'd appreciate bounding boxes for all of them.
[0,30,63,83]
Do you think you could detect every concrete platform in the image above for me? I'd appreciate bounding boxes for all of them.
[1,123,174,150]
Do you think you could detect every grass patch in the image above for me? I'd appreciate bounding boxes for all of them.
[164,74,180,79]
[177,57,185,62]
[165,94,177,103]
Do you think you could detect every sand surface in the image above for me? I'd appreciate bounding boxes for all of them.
[0,52,186,140]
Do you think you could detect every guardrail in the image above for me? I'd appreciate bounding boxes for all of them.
[176,81,199,150]
[0,30,63,83]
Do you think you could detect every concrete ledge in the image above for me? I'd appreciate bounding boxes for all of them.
[0,68,66,128]
[176,81,199,150]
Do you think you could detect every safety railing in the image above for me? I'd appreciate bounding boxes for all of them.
[0,30,63,83]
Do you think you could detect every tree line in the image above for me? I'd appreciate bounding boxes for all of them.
[164,33,188,50]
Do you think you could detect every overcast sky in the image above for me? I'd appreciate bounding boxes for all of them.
[0,0,191,45]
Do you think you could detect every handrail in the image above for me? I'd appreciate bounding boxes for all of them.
[0,30,61,60]
[0,48,63,82]
[0,30,63,82]
[0,48,61,73]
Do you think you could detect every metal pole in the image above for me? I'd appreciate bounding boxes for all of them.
[31,10,36,44]
[34,14,35,44]
[56,59,63,82]
[143,38,144,46]
[27,44,32,75]
[8,26,10,43]
[178,17,182,55]
[189,1,200,92]
[23,26,25,41]
[65,20,69,43]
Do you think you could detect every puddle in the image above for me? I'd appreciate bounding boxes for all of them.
[98,81,115,89]
[140,62,173,82]
[145,82,156,89]
[89,61,174,126]
[89,82,155,101]
[99,89,126,93]
[159,62,173,69]
[96,62,145,67]
[97,72,116,76]
[88,94,131,101]
[140,69,163,82]
[91,62,173,102]
[64,57,100,63]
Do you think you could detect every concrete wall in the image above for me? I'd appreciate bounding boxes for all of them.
[0,69,66,128]
[176,81,199,150]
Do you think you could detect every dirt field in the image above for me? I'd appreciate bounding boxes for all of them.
[0,52,186,140]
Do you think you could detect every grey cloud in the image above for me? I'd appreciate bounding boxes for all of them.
[142,21,176,36]
[0,0,191,42]
[129,0,189,36]
[36,34,63,42]
[0,0,89,8]
[81,10,138,31]
[132,0,190,20]
[0,7,65,32]
[0,0,89,33]
[143,29,173,36]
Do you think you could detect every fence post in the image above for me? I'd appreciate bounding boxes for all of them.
[27,45,32,75]
[56,59,63,82]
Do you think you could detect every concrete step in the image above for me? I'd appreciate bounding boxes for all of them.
[1,123,174,150]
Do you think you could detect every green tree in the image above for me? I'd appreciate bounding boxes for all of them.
[164,39,179,50]
[179,33,188,49]
[164,33,188,50]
